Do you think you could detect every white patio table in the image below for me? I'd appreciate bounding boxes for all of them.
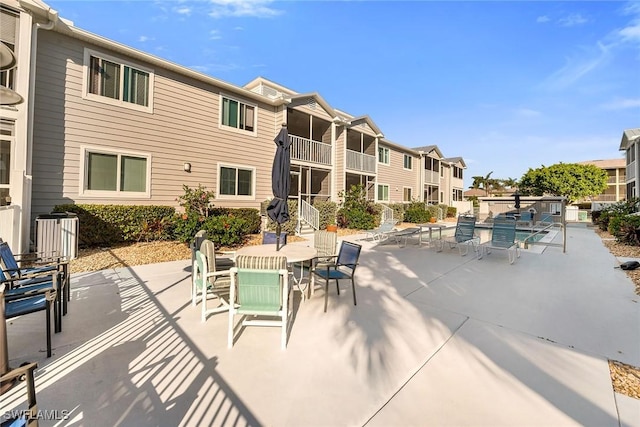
[417,223,448,247]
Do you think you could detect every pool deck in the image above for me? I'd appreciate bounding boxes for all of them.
[4,223,640,426]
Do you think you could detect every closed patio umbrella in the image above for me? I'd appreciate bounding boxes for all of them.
[266,124,291,251]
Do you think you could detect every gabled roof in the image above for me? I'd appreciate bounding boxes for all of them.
[412,145,444,158]
[442,157,467,168]
[619,128,640,150]
[347,115,383,137]
[288,92,340,122]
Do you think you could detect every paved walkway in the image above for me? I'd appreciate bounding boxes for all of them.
[4,224,639,426]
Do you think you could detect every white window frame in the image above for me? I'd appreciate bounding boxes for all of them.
[79,145,151,198]
[216,163,256,200]
[378,146,390,165]
[549,202,562,215]
[403,154,412,170]
[403,186,413,202]
[82,48,154,113]
[377,183,390,202]
[0,119,14,205]
[218,93,258,136]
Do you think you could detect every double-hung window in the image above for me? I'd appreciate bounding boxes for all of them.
[403,154,412,170]
[84,49,153,112]
[81,146,150,197]
[377,184,389,202]
[378,147,390,165]
[218,164,255,199]
[403,187,412,202]
[220,95,256,134]
[0,119,14,206]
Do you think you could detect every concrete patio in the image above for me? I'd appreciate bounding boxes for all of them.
[3,223,639,426]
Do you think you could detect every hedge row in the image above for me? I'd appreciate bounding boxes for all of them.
[52,204,261,248]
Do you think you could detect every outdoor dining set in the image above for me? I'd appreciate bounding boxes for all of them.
[191,229,362,350]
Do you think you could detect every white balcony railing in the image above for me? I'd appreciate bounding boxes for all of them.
[346,149,376,173]
[627,162,635,181]
[424,170,439,184]
[290,135,331,166]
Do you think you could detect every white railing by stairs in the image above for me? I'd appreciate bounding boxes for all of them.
[380,204,394,223]
[299,199,319,232]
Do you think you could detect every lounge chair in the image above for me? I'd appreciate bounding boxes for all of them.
[228,255,290,349]
[436,215,479,256]
[536,212,554,227]
[516,211,533,228]
[390,227,421,247]
[363,219,398,242]
[478,217,520,264]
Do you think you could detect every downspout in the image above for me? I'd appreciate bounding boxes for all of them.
[22,8,57,251]
[27,9,57,174]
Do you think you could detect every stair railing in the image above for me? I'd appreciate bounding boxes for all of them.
[299,199,320,232]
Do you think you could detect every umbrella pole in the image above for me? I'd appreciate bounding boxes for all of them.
[276,223,281,251]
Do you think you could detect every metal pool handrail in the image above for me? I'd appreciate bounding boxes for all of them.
[523,222,566,253]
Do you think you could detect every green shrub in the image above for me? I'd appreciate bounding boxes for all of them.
[447,206,457,217]
[201,215,248,247]
[53,204,175,247]
[176,184,215,216]
[210,207,261,234]
[386,203,406,223]
[313,200,338,229]
[612,214,640,245]
[336,184,377,229]
[403,202,430,223]
[264,199,298,235]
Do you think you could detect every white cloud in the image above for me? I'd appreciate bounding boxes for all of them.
[210,30,222,40]
[515,108,542,118]
[208,0,283,18]
[600,98,640,110]
[536,15,550,24]
[138,35,155,42]
[175,6,192,16]
[558,13,588,27]
[539,42,611,90]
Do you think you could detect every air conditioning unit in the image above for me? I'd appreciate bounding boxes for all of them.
[36,213,79,260]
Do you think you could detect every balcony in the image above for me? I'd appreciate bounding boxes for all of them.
[346,149,376,173]
[627,162,635,181]
[424,170,440,185]
[289,135,331,166]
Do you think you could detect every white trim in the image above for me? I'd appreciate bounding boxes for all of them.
[403,154,413,171]
[378,146,390,165]
[377,183,390,202]
[402,186,413,202]
[79,145,151,198]
[218,92,258,137]
[216,162,256,201]
[82,48,155,114]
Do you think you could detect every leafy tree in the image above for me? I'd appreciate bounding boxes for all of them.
[518,163,607,204]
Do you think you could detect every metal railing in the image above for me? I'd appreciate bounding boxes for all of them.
[346,149,376,173]
[290,135,331,165]
[380,204,394,223]
[299,198,319,231]
[522,222,566,253]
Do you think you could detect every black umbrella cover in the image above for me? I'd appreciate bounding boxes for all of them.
[266,126,291,225]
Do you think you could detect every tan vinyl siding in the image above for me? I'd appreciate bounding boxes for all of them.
[288,98,333,122]
[376,145,418,203]
[31,31,277,220]
[335,127,345,195]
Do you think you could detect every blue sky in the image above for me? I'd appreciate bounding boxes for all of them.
[48,0,640,184]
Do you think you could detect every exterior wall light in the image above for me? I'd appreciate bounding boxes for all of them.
[184,162,191,172]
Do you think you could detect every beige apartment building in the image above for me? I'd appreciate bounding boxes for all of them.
[578,158,626,203]
[0,0,468,252]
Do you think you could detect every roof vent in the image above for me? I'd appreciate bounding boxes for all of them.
[307,98,316,109]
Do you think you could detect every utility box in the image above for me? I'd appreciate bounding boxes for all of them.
[35,212,79,260]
